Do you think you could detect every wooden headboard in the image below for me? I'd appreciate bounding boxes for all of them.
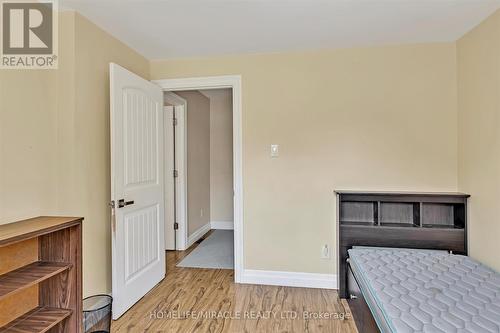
[336,191,469,299]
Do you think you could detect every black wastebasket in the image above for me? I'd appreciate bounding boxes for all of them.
[83,294,113,333]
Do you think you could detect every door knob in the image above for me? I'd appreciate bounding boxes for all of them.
[118,199,134,208]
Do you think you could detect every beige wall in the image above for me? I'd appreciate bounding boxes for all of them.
[457,10,500,272]
[175,91,211,236]
[0,68,57,223]
[202,89,234,224]
[151,44,459,274]
[0,11,149,297]
[56,12,77,216]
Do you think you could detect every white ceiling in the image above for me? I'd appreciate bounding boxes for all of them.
[60,0,500,60]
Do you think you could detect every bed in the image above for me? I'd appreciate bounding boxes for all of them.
[335,191,500,332]
[347,246,500,333]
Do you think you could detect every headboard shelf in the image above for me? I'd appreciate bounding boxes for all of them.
[337,191,469,230]
[336,191,469,298]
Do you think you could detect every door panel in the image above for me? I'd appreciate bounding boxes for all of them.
[124,89,158,187]
[124,204,159,281]
[110,63,165,319]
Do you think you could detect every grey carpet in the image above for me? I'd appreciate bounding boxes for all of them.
[177,230,234,269]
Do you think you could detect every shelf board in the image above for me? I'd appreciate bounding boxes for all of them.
[340,221,376,226]
[0,261,72,301]
[0,307,72,333]
[0,216,83,248]
[422,224,463,229]
[335,190,470,197]
[379,223,419,228]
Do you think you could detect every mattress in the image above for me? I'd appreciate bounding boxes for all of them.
[348,247,500,333]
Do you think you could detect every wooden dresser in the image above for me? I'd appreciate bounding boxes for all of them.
[0,216,83,333]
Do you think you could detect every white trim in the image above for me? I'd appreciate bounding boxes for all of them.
[153,75,244,284]
[210,221,234,230]
[164,90,186,105]
[241,270,337,290]
[187,222,211,248]
[154,76,240,91]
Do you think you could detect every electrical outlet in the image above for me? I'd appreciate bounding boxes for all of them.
[200,208,204,217]
[321,244,330,259]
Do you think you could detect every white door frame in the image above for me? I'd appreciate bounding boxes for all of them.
[163,92,188,251]
[153,75,243,283]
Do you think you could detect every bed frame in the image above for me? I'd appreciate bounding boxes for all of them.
[336,191,469,333]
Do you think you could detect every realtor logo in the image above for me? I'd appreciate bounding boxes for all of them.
[1,0,58,69]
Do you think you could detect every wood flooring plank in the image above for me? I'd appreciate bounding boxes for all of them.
[112,240,358,333]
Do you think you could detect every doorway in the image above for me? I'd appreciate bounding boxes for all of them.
[155,76,243,282]
[164,88,235,270]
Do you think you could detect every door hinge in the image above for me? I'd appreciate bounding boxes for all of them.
[173,170,178,178]
[110,200,116,233]
[174,222,179,230]
[173,118,178,126]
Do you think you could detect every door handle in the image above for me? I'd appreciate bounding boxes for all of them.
[118,199,134,208]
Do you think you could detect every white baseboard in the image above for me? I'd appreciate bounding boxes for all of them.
[187,222,211,248]
[210,221,234,230]
[241,269,337,290]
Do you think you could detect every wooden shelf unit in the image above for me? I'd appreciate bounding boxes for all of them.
[0,217,83,333]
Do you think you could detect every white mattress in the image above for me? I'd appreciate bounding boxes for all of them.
[348,247,500,333]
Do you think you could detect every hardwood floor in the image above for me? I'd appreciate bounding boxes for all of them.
[112,239,358,333]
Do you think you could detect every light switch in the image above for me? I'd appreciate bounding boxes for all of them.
[270,144,279,157]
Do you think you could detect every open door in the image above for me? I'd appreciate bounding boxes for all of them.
[164,103,187,251]
[110,63,165,319]
[164,105,175,250]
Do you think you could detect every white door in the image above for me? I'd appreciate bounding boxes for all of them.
[173,105,188,250]
[110,63,165,319]
[164,103,187,251]
[164,106,175,250]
